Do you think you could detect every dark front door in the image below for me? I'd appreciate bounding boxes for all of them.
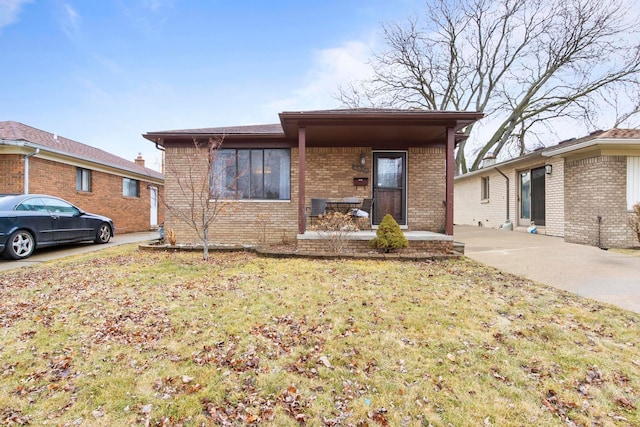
[531,166,546,226]
[372,152,407,226]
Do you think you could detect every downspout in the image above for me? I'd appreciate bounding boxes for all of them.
[494,166,511,227]
[23,148,40,194]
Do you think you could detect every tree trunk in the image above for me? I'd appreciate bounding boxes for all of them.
[203,225,209,261]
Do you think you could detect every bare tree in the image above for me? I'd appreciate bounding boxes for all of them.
[338,0,640,174]
[163,136,237,260]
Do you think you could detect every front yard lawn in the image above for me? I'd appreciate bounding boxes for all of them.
[1,246,639,426]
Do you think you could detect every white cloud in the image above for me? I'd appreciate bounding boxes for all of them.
[60,2,81,43]
[264,39,376,113]
[141,0,175,13]
[119,0,175,36]
[0,0,31,30]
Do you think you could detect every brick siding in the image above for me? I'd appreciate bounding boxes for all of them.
[162,144,299,246]
[297,239,452,254]
[455,170,509,228]
[565,155,636,248]
[454,157,565,237]
[544,158,565,237]
[163,144,449,245]
[408,146,447,232]
[0,154,163,234]
[0,154,25,193]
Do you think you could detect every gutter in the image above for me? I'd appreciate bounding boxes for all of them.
[1,139,162,182]
[494,167,510,221]
[543,139,640,156]
[23,148,40,194]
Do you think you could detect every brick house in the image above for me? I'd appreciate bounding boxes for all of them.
[0,121,164,233]
[144,109,483,252]
[454,129,640,248]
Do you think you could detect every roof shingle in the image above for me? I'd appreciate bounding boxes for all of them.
[0,121,163,180]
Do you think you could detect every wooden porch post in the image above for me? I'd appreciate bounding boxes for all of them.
[298,127,306,234]
[445,127,455,236]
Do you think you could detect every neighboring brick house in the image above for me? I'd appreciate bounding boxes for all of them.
[0,121,164,234]
[144,109,483,251]
[454,129,640,248]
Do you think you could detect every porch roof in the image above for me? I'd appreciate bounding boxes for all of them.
[143,109,483,148]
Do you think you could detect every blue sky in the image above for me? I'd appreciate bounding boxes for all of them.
[1,0,422,171]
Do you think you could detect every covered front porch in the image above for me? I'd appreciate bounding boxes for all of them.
[283,110,483,238]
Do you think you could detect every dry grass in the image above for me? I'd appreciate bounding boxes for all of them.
[610,248,640,257]
[1,245,639,426]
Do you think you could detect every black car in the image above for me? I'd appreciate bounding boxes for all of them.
[0,194,114,260]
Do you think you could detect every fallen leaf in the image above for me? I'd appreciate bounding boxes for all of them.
[319,355,332,368]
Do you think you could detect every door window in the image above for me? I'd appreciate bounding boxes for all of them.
[520,171,531,220]
[373,152,407,225]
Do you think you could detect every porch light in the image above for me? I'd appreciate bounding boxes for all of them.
[545,164,552,175]
[359,151,366,166]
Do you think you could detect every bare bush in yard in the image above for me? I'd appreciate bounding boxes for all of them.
[163,136,240,260]
[255,213,271,246]
[309,212,358,253]
[630,203,640,245]
[166,228,177,246]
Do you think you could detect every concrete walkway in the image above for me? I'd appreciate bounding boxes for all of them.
[0,231,159,272]
[454,225,640,313]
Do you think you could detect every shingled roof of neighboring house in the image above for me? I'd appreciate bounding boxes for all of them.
[456,127,640,179]
[0,121,163,180]
[542,127,640,157]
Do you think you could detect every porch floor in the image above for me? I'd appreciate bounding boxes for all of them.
[297,230,453,242]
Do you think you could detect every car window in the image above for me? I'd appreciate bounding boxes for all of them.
[42,197,80,215]
[16,197,48,212]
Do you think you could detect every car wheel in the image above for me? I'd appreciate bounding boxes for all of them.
[95,223,112,244]
[4,230,35,260]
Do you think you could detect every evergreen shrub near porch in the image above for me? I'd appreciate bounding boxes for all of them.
[369,214,409,252]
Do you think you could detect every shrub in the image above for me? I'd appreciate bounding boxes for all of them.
[309,212,358,253]
[369,214,408,252]
[630,203,640,246]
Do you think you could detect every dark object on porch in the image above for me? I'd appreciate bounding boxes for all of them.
[306,198,327,227]
[351,198,373,230]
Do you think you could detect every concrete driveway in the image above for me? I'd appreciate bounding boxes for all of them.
[455,225,640,313]
[0,231,159,272]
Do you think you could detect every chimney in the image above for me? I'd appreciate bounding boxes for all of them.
[135,153,145,167]
[482,152,496,168]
